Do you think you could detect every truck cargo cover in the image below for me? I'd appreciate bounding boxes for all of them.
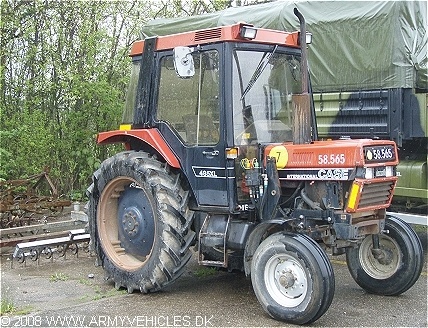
[141,1,427,91]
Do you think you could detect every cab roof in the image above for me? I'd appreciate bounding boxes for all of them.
[130,23,300,56]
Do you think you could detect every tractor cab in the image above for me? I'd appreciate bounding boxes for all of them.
[114,22,311,212]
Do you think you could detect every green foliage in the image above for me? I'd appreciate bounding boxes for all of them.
[0,0,236,197]
[0,298,16,315]
[193,266,219,277]
[0,109,56,180]
[49,272,69,282]
[92,287,127,301]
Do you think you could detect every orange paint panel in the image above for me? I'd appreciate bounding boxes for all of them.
[97,129,180,168]
[264,139,398,169]
[130,41,144,56]
[130,23,300,56]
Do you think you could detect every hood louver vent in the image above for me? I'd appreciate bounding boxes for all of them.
[194,28,222,42]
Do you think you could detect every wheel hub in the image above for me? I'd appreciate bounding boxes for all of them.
[122,208,141,237]
[371,247,393,266]
[117,186,155,259]
[268,257,307,300]
[279,271,296,288]
[359,234,401,279]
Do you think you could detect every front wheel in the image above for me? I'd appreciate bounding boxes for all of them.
[346,215,423,295]
[251,232,335,325]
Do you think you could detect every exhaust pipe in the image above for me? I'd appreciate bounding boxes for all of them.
[294,8,309,94]
[292,8,311,144]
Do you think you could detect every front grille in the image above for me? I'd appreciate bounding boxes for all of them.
[358,181,394,208]
[346,178,396,212]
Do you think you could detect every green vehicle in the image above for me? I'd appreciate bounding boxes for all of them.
[142,0,427,223]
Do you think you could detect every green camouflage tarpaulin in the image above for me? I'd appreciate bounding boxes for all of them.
[141,1,427,92]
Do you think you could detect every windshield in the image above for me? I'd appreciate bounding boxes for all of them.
[233,50,302,144]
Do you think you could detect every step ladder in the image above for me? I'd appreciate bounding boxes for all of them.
[198,215,230,267]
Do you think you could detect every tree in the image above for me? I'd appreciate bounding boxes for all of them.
[0,0,234,198]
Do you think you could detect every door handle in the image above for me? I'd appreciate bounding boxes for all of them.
[202,150,219,156]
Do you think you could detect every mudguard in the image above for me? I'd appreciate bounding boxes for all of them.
[97,128,180,168]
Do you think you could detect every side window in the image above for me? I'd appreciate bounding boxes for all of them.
[122,60,140,125]
[157,50,220,145]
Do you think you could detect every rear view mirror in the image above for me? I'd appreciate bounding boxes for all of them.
[173,47,195,78]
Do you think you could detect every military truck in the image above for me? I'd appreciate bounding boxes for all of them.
[87,7,423,325]
[141,0,427,221]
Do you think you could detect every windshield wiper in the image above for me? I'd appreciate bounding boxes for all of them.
[241,45,278,100]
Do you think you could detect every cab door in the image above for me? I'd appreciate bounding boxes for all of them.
[155,46,230,207]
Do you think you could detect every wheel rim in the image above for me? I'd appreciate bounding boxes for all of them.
[98,177,155,271]
[359,234,401,279]
[264,253,308,308]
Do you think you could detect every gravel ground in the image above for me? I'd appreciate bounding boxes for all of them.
[1,226,427,328]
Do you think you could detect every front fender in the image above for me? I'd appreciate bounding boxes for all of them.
[97,128,180,168]
[244,219,288,275]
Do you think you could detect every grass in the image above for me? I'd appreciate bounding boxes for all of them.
[12,306,33,315]
[49,272,69,282]
[78,276,127,300]
[0,298,32,316]
[0,298,16,315]
[78,278,93,286]
[92,287,127,301]
[193,267,218,277]
[412,224,427,233]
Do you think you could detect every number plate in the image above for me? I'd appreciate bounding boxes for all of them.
[364,145,396,162]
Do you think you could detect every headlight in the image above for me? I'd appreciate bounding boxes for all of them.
[385,166,394,177]
[364,168,374,179]
[306,32,313,44]
[239,25,257,39]
[357,166,396,179]
[363,166,395,179]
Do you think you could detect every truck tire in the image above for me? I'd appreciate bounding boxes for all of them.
[87,151,195,293]
[251,232,335,325]
[346,215,423,296]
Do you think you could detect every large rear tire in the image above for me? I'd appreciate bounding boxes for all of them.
[346,215,423,296]
[251,232,335,325]
[87,151,195,293]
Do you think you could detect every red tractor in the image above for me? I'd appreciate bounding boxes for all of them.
[87,9,423,324]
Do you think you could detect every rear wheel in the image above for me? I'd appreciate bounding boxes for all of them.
[346,215,423,295]
[88,151,195,293]
[251,232,335,325]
